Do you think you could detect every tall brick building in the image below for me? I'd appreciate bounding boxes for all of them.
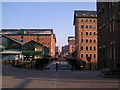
[73,10,98,64]
[68,37,75,56]
[55,46,61,57]
[61,45,69,57]
[1,29,56,57]
[97,2,120,69]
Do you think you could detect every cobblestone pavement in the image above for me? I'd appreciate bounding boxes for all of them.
[2,64,120,88]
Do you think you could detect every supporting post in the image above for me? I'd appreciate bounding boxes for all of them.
[56,63,58,71]
[9,60,10,64]
[31,60,32,69]
[5,60,6,65]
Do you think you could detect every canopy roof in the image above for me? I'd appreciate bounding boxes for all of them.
[1,49,22,54]
[22,51,43,55]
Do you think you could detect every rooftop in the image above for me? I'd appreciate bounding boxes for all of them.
[75,10,97,17]
[2,35,24,45]
[68,36,75,41]
[1,29,53,34]
[73,10,97,25]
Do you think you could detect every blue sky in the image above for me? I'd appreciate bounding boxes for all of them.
[2,2,97,47]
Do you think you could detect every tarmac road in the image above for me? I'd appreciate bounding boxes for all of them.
[2,64,120,88]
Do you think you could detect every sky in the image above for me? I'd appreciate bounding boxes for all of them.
[2,2,97,47]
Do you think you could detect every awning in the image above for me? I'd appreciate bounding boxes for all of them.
[1,50,22,54]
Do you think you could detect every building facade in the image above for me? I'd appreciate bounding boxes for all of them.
[73,10,98,64]
[22,40,49,60]
[55,46,61,57]
[1,35,23,60]
[97,2,120,69]
[68,37,75,57]
[1,29,56,57]
[1,35,50,60]
[61,45,69,57]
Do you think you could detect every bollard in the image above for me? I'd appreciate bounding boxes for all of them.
[35,59,40,70]
[31,61,32,69]
[56,63,58,71]
[12,60,15,67]
[90,62,91,70]
[9,60,10,64]
[71,65,74,71]
[17,60,19,66]
[19,60,20,68]
[40,65,43,71]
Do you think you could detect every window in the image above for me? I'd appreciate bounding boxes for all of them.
[86,54,88,58]
[103,47,106,55]
[90,54,92,57]
[90,19,92,22]
[86,25,88,28]
[94,25,96,29]
[93,19,96,22]
[94,47,96,50]
[37,38,39,41]
[110,21,114,32]
[99,48,102,57]
[81,25,84,28]
[21,36,23,39]
[81,46,83,50]
[99,11,101,18]
[47,38,50,40]
[102,7,104,15]
[108,2,111,8]
[86,46,88,50]
[102,25,105,34]
[110,22,112,32]
[109,2,113,8]
[90,32,92,35]
[94,39,96,43]
[90,47,92,50]
[86,19,88,22]
[86,32,88,35]
[81,54,83,58]
[90,39,92,43]
[81,19,83,22]
[90,25,92,28]
[94,32,96,35]
[81,39,83,42]
[113,21,114,32]
[86,39,88,43]
[81,32,83,35]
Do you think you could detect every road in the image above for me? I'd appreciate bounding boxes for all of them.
[2,64,120,88]
[44,58,72,71]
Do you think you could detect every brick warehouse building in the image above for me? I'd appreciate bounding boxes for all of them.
[73,11,98,65]
[55,46,61,57]
[97,2,120,69]
[61,45,69,57]
[68,36,75,57]
[1,29,56,57]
